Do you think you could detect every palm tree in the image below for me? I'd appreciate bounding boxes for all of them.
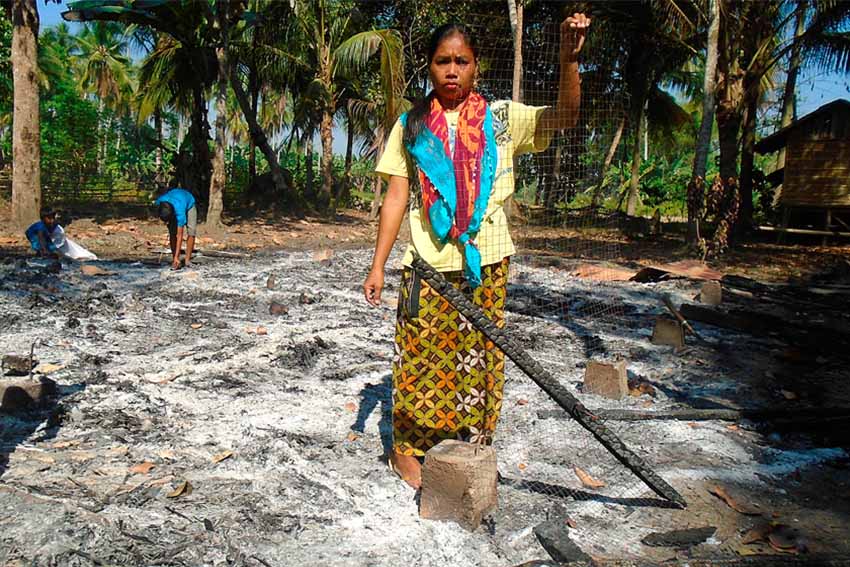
[38,22,77,93]
[688,0,720,246]
[75,22,134,172]
[284,0,405,214]
[10,0,41,230]
[714,0,850,232]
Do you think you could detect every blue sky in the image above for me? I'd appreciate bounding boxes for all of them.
[40,1,849,125]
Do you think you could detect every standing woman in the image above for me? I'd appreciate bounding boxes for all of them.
[364,14,590,489]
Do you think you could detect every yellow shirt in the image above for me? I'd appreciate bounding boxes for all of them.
[376,100,551,271]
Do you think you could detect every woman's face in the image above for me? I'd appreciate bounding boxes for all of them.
[429,33,476,109]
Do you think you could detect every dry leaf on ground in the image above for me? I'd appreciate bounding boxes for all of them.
[768,524,805,553]
[167,480,193,498]
[518,463,527,471]
[81,265,115,276]
[129,462,155,475]
[347,432,359,442]
[34,362,64,374]
[344,402,357,412]
[574,466,605,489]
[212,451,233,464]
[741,523,771,545]
[190,323,203,330]
[780,389,799,400]
[516,399,529,406]
[708,484,761,515]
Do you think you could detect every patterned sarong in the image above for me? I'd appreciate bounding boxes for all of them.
[392,258,508,456]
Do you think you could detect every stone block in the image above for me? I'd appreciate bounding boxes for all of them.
[700,281,722,305]
[419,439,498,531]
[583,360,628,400]
[2,354,37,376]
[651,317,685,348]
[0,377,57,413]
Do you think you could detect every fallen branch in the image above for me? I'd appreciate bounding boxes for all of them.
[411,255,686,509]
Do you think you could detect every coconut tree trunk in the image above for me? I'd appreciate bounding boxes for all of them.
[319,107,334,213]
[368,138,385,221]
[626,105,645,216]
[508,0,523,102]
[96,98,105,174]
[305,136,315,202]
[207,45,227,231]
[338,105,354,204]
[11,0,40,230]
[154,109,164,187]
[248,64,259,186]
[738,86,758,232]
[228,67,304,214]
[716,104,742,182]
[591,115,625,208]
[188,83,212,196]
[775,0,807,205]
[688,0,720,244]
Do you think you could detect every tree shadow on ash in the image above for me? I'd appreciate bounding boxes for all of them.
[351,373,393,455]
[498,474,681,509]
[0,382,85,479]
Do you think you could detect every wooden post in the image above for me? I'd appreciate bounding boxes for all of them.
[778,206,791,244]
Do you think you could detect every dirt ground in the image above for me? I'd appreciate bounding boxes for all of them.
[2,204,850,566]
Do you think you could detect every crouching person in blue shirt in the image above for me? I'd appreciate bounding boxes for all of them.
[155,187,197,270]
[25,207,60,259]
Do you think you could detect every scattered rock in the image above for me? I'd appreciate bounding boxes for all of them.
[299,292,318,305]
[266,274,276,289]
[269,301,288,316]
[2,354,37,376]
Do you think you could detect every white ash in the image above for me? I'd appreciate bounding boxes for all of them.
[0,250,845,566]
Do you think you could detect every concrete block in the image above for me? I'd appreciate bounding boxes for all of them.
[700,281,722,305]
[651,317,685,348]
[0,377,57,413]
[419,439,498,531]
[583,360,628,400]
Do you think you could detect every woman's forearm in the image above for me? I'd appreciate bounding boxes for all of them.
[370,176,409,272]
[541,56,581,133]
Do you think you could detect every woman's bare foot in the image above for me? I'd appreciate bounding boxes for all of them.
[389,451,422,490]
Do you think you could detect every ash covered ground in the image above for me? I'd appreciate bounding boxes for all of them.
[1,248,849,566]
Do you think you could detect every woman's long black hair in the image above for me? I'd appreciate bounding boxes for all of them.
[402,23,479,147]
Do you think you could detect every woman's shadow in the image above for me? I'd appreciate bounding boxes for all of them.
[351,373,393,455]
